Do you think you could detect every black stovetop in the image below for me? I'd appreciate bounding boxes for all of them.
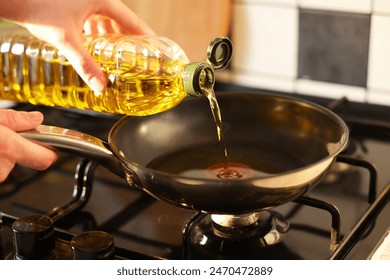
[1,87,389,260]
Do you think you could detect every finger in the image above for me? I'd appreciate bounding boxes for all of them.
[83,17,98,34]
[0,125,58,182]
[23,24,107,94]
[0,156,15,183]
[96,17,116,34]
[110,20,125,34]
[16,139,58,170]
[0,109,44,131]
[61,34,107,93]
[98,1,155,35]
[84,15,116,35]
[86,15,133,35]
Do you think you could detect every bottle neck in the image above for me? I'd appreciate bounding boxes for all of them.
[182,62,215,97]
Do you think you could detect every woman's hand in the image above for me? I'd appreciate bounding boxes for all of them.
[0,0,154,93]
[0,109,58,183]
[0,0,153,182]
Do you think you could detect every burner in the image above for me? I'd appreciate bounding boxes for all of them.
[184,211,289,259]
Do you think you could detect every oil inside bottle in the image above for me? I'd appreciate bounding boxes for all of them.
[0,34,190,116]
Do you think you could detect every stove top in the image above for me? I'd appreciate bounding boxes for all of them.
[1,88,390,260]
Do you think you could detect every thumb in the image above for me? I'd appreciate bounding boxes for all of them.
[0,109,44,131]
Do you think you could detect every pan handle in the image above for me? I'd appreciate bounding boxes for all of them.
[20,125,126,178]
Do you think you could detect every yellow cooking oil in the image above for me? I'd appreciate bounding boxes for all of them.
[1,31,242,180]
[0,32,216,116]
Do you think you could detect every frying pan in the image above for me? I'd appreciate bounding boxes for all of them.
[21,92,349,214]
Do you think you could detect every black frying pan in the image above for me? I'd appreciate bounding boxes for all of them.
[21,92,349,214]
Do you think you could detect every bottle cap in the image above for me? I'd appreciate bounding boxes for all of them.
[183,62,215,97]
[207,37,233,70]
[182,37,232,97]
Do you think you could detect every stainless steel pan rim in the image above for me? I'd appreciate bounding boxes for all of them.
[21,91,349,213]
[108,92,349,185]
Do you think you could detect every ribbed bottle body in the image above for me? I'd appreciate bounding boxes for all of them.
[0,32,190,115]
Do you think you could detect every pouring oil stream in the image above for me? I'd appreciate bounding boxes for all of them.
[202,86,243,180]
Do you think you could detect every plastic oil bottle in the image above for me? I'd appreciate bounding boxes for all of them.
[0,30,232,116]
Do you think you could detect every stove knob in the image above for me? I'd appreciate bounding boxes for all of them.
[12,215,55,260]
[71,231,114,260]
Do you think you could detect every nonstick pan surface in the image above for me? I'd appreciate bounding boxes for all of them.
[108,92,349,213]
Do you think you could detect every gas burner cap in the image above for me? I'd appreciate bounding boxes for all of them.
[211,212,261,228]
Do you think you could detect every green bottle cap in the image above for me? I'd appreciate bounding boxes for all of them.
[207,37,233,70]
[183,62,215,97]
[182,37,233,97]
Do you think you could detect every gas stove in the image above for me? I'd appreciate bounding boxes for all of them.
[1,87,390,260]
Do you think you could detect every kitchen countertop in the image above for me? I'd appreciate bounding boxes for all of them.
[370,228,390,260]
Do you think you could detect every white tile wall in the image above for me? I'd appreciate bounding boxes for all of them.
[367,14,390,105]
[296,80,367,102]
[367,90,390,106]
[217,0,390,106]
[373,0,390,15]
[299,0,372,13]
[235,0,297,6]
[229,2,298,92]
[365,1,390,105]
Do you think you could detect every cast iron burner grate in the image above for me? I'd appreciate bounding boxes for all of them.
[1,95,390,260]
